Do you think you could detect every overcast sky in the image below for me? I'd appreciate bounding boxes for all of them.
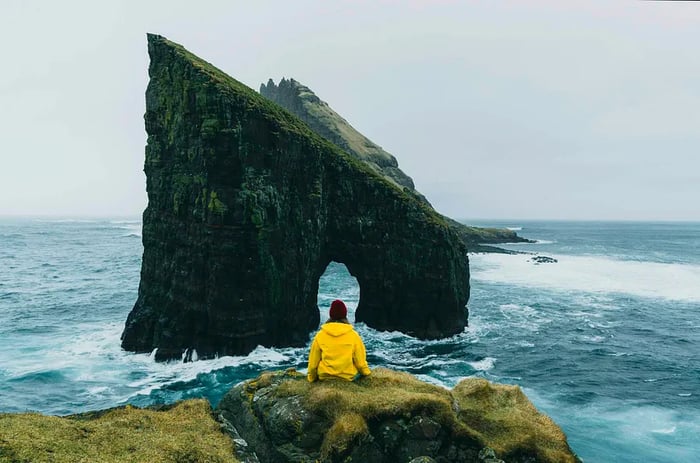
[1,1,698,221]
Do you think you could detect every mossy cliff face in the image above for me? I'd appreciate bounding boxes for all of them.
[260,78,418,193]
[217,369,582,463]
[260,78,532,250]
[120,35,470,361]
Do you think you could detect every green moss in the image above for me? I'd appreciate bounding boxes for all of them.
[172,191,182,214]
[0,400,238,463]
[201,118,220,137]
[250,210,263,227]
[150,34,443,229]
[208,191,228,216]
[251,368,577,463]
[201,188,209,210]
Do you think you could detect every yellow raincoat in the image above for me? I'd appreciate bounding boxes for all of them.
[307,321,371,382]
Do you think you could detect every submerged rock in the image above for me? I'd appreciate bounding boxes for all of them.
[121,35,470,361]
[260,78,533,249]
[217,368,582,463]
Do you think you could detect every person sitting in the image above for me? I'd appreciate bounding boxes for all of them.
[307,299,371,382]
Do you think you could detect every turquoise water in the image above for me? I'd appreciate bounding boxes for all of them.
[1,218,698,462]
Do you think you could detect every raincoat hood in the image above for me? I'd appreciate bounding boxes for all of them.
[320,322,354,337]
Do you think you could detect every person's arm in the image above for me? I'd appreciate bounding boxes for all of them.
[353,333,371,377]
[307,338,321,382]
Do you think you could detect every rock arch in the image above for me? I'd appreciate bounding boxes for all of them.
[316,262,359,322]
[121,35,470,361]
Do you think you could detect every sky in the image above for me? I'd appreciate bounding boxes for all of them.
[1,0,699,221]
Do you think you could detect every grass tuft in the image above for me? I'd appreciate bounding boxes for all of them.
[453,378,575,462]
[256,368,577,462]
[0,399,238,463]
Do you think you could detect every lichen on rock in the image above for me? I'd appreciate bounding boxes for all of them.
[120,34,470,361]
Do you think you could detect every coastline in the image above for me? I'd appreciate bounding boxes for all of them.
[0,369,581,463]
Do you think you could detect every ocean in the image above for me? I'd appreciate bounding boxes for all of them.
[0,218,698,462]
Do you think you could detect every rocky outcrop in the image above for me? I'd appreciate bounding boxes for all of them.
[260,78,418,194]
[1,370,580,462]
[121,35,470,361]
[217,369,582,463]
[260,78,532,250]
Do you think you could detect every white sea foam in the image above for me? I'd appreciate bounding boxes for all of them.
[415,374,450,388]
[33,219,100,223]
[110,220,141,224]
[522,389,700,460]
[470,253,700,302]
[507,227,522,231]
[4,319,294,404]
[118,223,142,237]
[125,345,293,397]
[468,357,496,371]
[652,426,677,435]
[496,303,553,332]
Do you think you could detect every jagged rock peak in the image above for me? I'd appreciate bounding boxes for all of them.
[120,34,470,361]
[260,77,419,191]
[260,76,533,249]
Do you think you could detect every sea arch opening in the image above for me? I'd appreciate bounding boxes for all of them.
[316,261,360,323]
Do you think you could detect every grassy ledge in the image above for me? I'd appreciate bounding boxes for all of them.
[0,400,238,463]
[250,368,579,462]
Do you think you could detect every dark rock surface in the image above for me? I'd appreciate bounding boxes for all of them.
[529,255,558,264]
[120,35,470,360]
[216,369,582,463]
[260,78,533,250]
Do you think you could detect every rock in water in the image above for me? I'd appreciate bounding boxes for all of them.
[120,34,470,361]
[529,255,558,264]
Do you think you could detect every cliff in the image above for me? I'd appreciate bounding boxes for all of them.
[121,35,470,361]
[218,369,581,463]
[0,370,581,463]
[260,78,419,194]
[260,78,531,250]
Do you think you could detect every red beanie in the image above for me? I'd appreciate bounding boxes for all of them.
[329,299,347,320]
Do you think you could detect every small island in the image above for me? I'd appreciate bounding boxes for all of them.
[120,34,470,362]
